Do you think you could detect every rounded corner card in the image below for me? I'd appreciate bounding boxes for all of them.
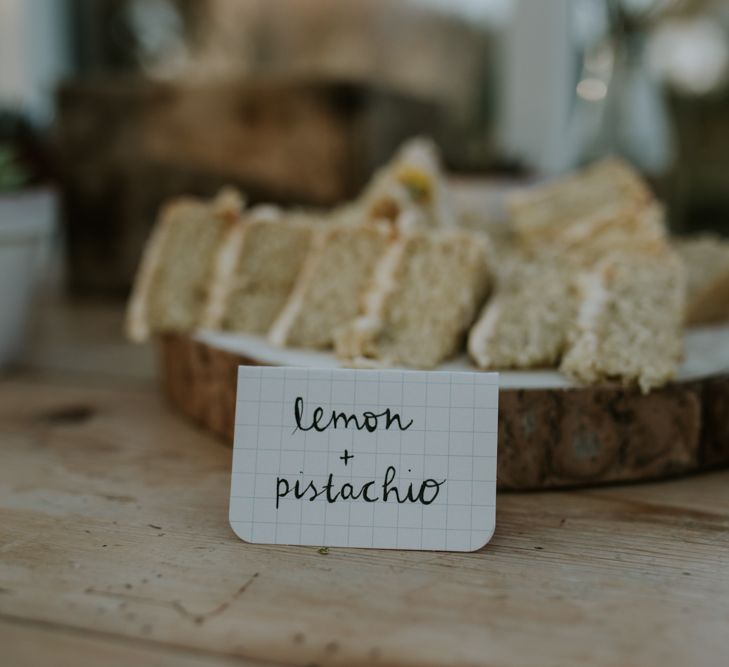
[229,367,498,552]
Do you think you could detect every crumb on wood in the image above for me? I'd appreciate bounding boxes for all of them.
[317,547,329,555]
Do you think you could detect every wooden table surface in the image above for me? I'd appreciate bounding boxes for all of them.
[2,297,728,667]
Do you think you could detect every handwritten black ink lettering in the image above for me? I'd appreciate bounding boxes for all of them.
[361,481,378,502]
[294,397,413,434]
[276,396,444,513]
[382,465,402,502]
[275,478,290,509]
[275,466,444,509]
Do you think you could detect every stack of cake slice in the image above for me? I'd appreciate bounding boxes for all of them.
[470,159,665,372]
[123,144,702,394]
[269,139,460,350]
[127,139,463,354]
[469,156,686,391]
[336,229,492,368]
[126,188,244,342]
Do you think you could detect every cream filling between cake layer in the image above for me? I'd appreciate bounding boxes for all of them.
[467,300,502,368]
[568,267,610,364]
[202,223,247,329]
[202,205,281,329]
[336,234,410,361]
[267,228,328,347]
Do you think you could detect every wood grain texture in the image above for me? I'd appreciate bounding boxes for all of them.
[1,375,728,667]
[1,617,281,667]
[158,334,729,490]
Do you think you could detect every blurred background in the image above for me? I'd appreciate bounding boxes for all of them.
[1,0,729,367]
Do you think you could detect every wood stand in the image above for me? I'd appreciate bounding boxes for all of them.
[158,333,729,491]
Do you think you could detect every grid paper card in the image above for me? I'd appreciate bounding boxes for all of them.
[229,367,499,552]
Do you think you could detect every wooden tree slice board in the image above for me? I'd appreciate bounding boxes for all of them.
[158,327,729,491]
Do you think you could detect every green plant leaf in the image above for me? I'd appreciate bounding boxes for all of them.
[0,145,30,192]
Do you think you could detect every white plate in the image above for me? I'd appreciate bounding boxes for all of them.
[193,324,729,390]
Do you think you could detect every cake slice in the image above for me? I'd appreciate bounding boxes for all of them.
[335,230,492,368]
[203,206,316,333]
[509,158,662,258]
[560,249,686,392]
[468,252,576,369]
[126,188,244,341]
[268,223,393,349]
[674,235,729,326]
[551,200,669,263]
[360,137,457,228]
[509,157,653,240]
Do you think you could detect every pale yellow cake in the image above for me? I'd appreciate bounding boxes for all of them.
[468,252,576,369]
[560,249,686,393]
[203,206,317,334]
[336,229,492,368]
[268,223,393,349]
[509,157,653,240]
[508,158,665,262]
[674,234,729,326]
[360,137,457,229]
[471,156,681,386]
[551,201,669,265]
[126,188,244,342]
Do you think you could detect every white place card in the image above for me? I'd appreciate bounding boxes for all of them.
[229,367,499,552]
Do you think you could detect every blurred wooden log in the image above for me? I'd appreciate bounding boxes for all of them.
[55,77,442,294]
[157,333,729,491]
